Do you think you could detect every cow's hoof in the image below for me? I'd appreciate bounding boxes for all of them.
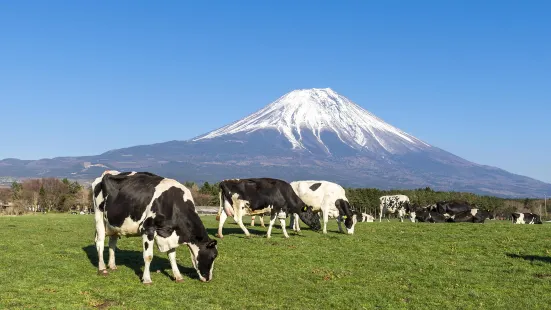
[108,266,118,271]
[143,281,152,285]
[215,233,224,239]
[97,269,108,276]
[175,278,184,283]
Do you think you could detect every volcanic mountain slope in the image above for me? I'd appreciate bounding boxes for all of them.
[1,88,549,198]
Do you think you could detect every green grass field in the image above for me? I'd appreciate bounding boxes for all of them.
[1,214,551,310]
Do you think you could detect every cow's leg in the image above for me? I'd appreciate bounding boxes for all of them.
[379,206,383,222]
[216,208,228,238]
[107,235,118,271]
[337,216,344,233]
[293,213,301,232]
[142,234,155,284]
[259,215,265,227]
[322,210,329,234]
[94,211,108,276]
[266,212,278,239]
[278,211,289,238]
[236,215,250,237]
[167,248,184,282]
[235,203,250,237]
[251,216,256,227]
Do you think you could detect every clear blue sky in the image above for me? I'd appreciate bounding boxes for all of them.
[0,1,549,183]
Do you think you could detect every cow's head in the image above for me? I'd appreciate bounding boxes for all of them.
[335,199,356,234]
[189,239,218,282]
[406,203,419,222]
[298,205,321,231]
[340,213,357,234]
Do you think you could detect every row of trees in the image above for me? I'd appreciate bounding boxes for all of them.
[0,179,547,219]
[0,178,90,215]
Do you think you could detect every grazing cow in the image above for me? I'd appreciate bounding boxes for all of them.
[379,195,411,222]
[92,170,218,284]
[289,181,357,234]
[511,212,543,224]
[216,178,321,239]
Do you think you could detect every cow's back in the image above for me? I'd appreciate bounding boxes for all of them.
[101,173,165,234]
[291,181,347,211]
[220,178,301,211]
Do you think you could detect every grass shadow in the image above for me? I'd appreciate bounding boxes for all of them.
[206,226,311,239]
[506,253,551,264]
[82,245,197,282]
[206,227,265,238]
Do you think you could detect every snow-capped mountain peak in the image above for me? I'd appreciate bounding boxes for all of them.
[193,88,430,154]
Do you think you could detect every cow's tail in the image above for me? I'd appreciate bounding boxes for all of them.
[216,191,222,221]
[218,182,234,218]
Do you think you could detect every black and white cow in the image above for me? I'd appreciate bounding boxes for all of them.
[92,170,218,284]
[216,178,321,239]
[445,208,493,223]
[511,212,543,224]
[412,208,447,223]
[436,201,473,217]
[289,181,357,234]
[379,195,411,222]
[472,209,494,222]
[355,211,374,222]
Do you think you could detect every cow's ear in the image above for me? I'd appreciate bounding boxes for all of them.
[301,206,308,212]
[206,239,217,248]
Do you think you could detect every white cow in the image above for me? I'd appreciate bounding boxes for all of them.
[289,181,357,235]
[379,195,411,222]
[359,213,374,222]
[511,212,543,224]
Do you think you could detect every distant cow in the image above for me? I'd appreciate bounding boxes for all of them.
[412,207,447,223]
[92,171,218,284]
[289,181,357,234]
[379,195,411,222]
[511,212,543,224]
[436,201,473,217]
[358,212,374,222]
[446,209,493,223]
[216,178,321,239]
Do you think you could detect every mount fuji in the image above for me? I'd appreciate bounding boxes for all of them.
[1,88,549,198]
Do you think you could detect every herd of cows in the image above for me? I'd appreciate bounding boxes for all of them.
[90,170,544,285]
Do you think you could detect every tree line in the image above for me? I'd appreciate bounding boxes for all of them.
[0,178,547,219]
[0,178,90,215]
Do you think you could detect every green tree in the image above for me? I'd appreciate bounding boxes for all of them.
[11,181,22,200]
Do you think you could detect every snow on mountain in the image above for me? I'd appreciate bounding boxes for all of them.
[193,88,430,155]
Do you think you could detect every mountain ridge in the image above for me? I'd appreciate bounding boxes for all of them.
[0,88,549,198]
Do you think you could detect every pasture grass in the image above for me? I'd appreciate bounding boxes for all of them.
[1,214,551,309]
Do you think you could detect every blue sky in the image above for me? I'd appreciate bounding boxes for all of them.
[0,1,549,183]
